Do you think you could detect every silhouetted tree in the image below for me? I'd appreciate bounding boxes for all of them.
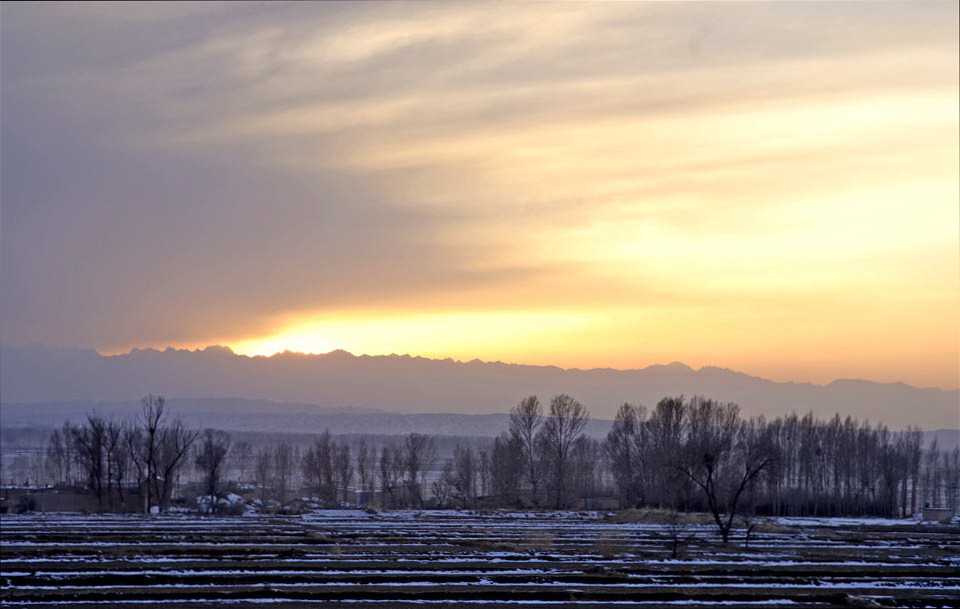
[46,425,72,488]
[140,395,165,513]
[676,398,777,543]
[71,413,108,510]
[104,419,125,508]
[123,423,146,501]
[254,447,272,509]
[477,447,491,498]
[403,433,436,508]
[605,403,646,508]
[646,396,687,509]
[491,432,522,505]
[356,438,374,499]
[379,443,405,507]
[155,418,199,511]
[433,460,455,508]
[538,394,589,508]
[510,395,544,505]
[231,440,253,483]
[572,435,602,508]
[333,442,353,503]
[450,444,476,508]
[303,430,336,504]
[272,442,296,506]
[194,429,231,511]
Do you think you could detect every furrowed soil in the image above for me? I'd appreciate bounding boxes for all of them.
[1,510,957,608]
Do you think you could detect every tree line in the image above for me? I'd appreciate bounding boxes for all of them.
[597,396,958,540]
[45,395,200,512]
[43,393,958,528]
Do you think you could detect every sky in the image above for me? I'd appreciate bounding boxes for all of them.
[1,2,958,390]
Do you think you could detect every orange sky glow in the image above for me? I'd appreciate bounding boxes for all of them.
[3,2,958,390]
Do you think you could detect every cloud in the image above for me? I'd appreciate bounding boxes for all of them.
[1,2,957,388]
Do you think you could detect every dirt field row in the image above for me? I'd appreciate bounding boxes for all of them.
[1,510,957,608]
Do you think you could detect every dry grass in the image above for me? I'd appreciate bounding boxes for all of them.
[605,508,713,525]
[520,532,555,553]
[303,531,336,543]
[594,530,631,558]
[753,521,793,534]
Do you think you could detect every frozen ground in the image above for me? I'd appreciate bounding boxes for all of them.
[1,510,957,608]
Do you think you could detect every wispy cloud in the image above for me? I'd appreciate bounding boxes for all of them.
[1,1,957,388]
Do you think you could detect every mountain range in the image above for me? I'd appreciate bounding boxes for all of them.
[1,346,956,430]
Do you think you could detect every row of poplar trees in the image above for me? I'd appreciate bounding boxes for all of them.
[45,394,957,529]
[598,397,956,522]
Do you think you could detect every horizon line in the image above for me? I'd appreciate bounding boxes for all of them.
[6,343,958,393]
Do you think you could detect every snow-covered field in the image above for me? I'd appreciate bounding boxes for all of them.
[1,511,957,608]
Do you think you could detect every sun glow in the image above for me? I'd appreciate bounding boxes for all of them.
[223,291,957,388]
[5,2,956,391]
[229,310,591,363]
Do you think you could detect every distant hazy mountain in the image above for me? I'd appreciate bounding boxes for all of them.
[0,397,614,438]
[1,346,957,429]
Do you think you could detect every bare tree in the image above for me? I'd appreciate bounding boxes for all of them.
[538,394,589,508]
[676,398,776,543]
[491,433,522,505]
[605,403,646,509]
[477,447,491,498]
[509,396,543,505]
[272,442,297,507]
[303,430,336,504]
[944,448,960,512]
[66,413,127,510]
[403,433,436,508]
[356,438,374,498]
[646,396,687,509]
[333,442,353,504]
[46,425,71,488]
[433,460,455,508]
[155,418,200,511]
[378,443,405,507]
[140,395,165,512]
[300,431,352,505]
[254,447,273,509]
[194,429,231,511]
[104,419,124,509]
[122,423,146,501]
[572,436,603,508]
[903,428,923,517]
[71,413,107,510]
[450,444,476,508]
[231,440,253,483]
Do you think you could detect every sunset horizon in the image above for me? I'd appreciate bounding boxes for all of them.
[31,341,956,393]
[3,2,959,410]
